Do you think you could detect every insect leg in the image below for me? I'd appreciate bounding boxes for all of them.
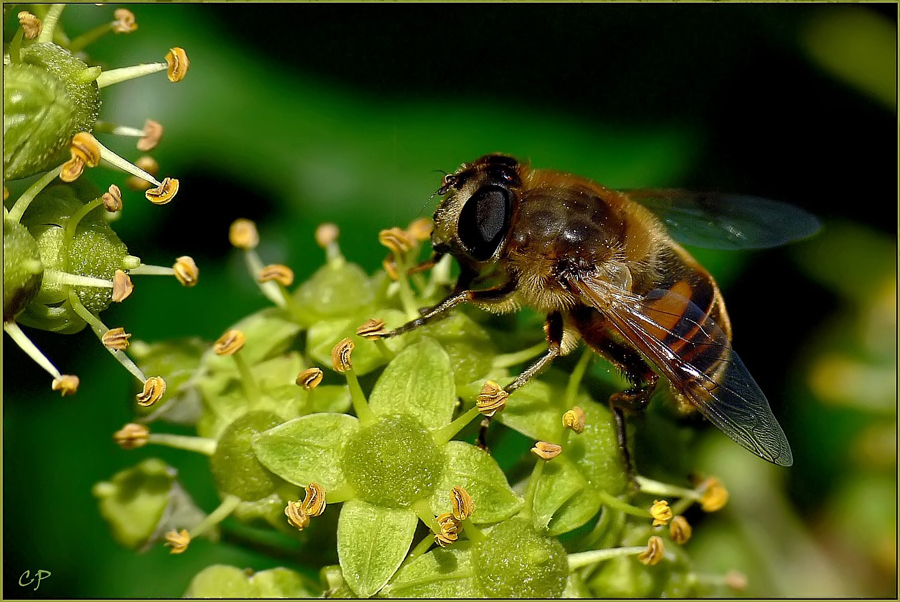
[477,312,564,449]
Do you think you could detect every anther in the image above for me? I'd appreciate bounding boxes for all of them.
[650,500,673,527]
[407,218,434,241]
[165,47,190,82]
[214,330,246,356]
[638,535,665,566]
[111,8,137,34]
[476,381,508,417]
[698,477,729,512]
[173,256,199,287]
[669,515,692,544]
[562,406,586,433]
[144,177,179,205]
[164,529,190,554]
[285,500,310,531]
[314,223,340,249]
[331,338,354,373]
[532,441,563,461]
[51,374,80,396]
[102,185,123,212]
[137,119,163,152]
[258,264,294,287]
[71,132,101,167]
[356,318,387,340]
[114,423,149,449]
[102,327,132,351]
[300,483,326,517]
[112,270,134,302]
[296,368,324,391]
[229,219,259,250]
[378,227,415,255]
[136,376,167,407]
[18,11,42,39]
[450,486,475,521]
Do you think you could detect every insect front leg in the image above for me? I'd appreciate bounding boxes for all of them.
[477,312,564,449]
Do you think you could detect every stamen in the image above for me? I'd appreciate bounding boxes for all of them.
[112,270,134,302]
[567,545,651,570]
[314,223,341,262]
[296,368,323,391]
[562,406,586,434]
[531,441,562,461]
[8,165,63,223]
[650,500,673,527]
[145,177,179,205]
[355,318,387,340]
[285,500,310,531]
[164,529,190,554]
[331,339,374,425]
[698,477,729,512]
[137,376,167,407]
[407,218,434,241]
[70,132,101,167]
[258,264,294,287]
[3,321,63,379]
[96,58,170,89]
[42,270,113,289]
[147,432,217,456]
[165,47,190,82]
[173,256,199,286]
[101,327,132,351]
[331,337,354,373]
[378,227,415,255]
[300,483,327,517]
[113,423,149,449]
[51,375,80,396]
[112,9,137,34]
[229,219,259,250]
[434,513,461,547]
[18,11,42,39]
[637,535,665,566]
[476,381,508,417]
[102,185,123,212]
[60,157,85,182]
[450,486,474,521]
[214,329,246,356]
[669,515,692,544]
[92,141,165,191]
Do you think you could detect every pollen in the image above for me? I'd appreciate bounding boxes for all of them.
[165,47,190,82]
[229,219,260,250]
[102,327,132,351]
[111,270,134,302]
[532,441,563,461]
[638,535,665,566]
[650,500,673,527]
[137,119,163,152]
[562,406,586,433]
[477,381,509,417]
[17,11,42,39]
[51,374,80,396]
[669,515,692,544]
[214,330,246,356]
[300,483,327,517]
[113,423,150,449]
[331,338,355,373]
[258,264,294,287]
[450,486,475,521]
[173,256,199,287]
[356,318,387,340]
[102,185,123,212]
[111,8,137,34]
[164,529,191,554]
[136,376,167,407]
[285,500,310,531]
[698,477,729,513]
[145,177,179,205]
[296,368,324,391]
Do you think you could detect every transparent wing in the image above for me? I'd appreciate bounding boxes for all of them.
[571,275,793,466]
[625,189,821,250]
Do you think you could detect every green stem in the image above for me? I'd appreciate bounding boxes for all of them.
[232,352,262,405]
[597,490,651,519]
[244,250,287,308]
[190,494,242,538]
[564,347,594,407]
[346,369,375,426]
[412,498,437,532]
[567,546,647,570]
[8,166,63,223]
[67,21,112,54]
[431,405,480,445]
[96,62,167,89]
[492,340,546,369]
[404,535,435,567]
[634,476,699,500]
[148,433,217,456]
[127,264,175,276]
[42,271,113,289]
[3,321,61,378]
[397,265,420,320]
[324,483,356,504]
[462,519,486,544]
[66,290,147,382]
[374,338,396,361]
[36,4,65,44]
[8,28,24,64]
[520,457,547,520]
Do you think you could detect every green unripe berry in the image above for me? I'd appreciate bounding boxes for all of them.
[472,517,569,598]
[340,414,444,508]
[4,43,101,180]
[210,411,283,501]
[3,217,44,321]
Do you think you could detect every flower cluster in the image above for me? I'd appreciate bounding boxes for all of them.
[92,218,746,598]
[4,5,196,402]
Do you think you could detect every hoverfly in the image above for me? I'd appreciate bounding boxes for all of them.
[374,154,820,468]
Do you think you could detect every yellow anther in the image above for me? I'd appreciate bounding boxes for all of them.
[314,223,340,249]
[407,217,434,241]
[173,256,199,287]
[114,423,149,449]
[285,500,310,531]
[137,119,163,152]
[382,257,399,281]
[477,381,508,417]
[164,529,190,554]
[214,329,246,356]
[378,227,416,255]
[112,270,134,303]
[258,264,294,287]
[60,157,85,182]
[145,177,179,205]
[126,156,158,191]
[229,219,260,250]
[698,477,729,513]
[650,499,673,527]
[434,513,461,547]
[51,374,80,396]
[136,376,167,407]
[531,441,563,461]
[301,483,327,517]
[450,486,475,521]
[562,406,586,433]
[356,318,387,340]
[102,184,123,212]
[165,47,190,82]
[18,11,42,39]
[102,327,132,351]
[296,367,324,391]
[669,515,692,544]
[638,535,665,566]
[71,132,101,167]
[111,8,137,34]
[331,338,354,373]
[724,570,748,591]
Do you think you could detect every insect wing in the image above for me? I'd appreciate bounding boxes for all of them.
[571,276,793,466]
[625,189,821,250]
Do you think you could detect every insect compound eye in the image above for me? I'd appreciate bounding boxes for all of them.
[457,185,511,261]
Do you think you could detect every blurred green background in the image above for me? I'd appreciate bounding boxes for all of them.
[3,3,896,598]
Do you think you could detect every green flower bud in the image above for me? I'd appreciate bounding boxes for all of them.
[209,411,283,501]
[4,42,101,180]
[340,414,444,508]
[17,184,136,333]
[472,517,569,598]
[3,217,43,320]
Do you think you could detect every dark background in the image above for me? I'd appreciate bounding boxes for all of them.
[3,3,896,598]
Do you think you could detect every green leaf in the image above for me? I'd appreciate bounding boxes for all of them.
[562,572,594,598]
[380,542,481,598]
[417,311,497,387]
[337,499,417,598]
[533,456,602,536]
[200,307,301,373]
[565,399,628,496]
[184,565,317,598]
[253,413,359,491]
[210,411,283,501]
[430,441,522,524]
[497,379,563,443]
[369,338,456,430]
[308,384,352,414]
